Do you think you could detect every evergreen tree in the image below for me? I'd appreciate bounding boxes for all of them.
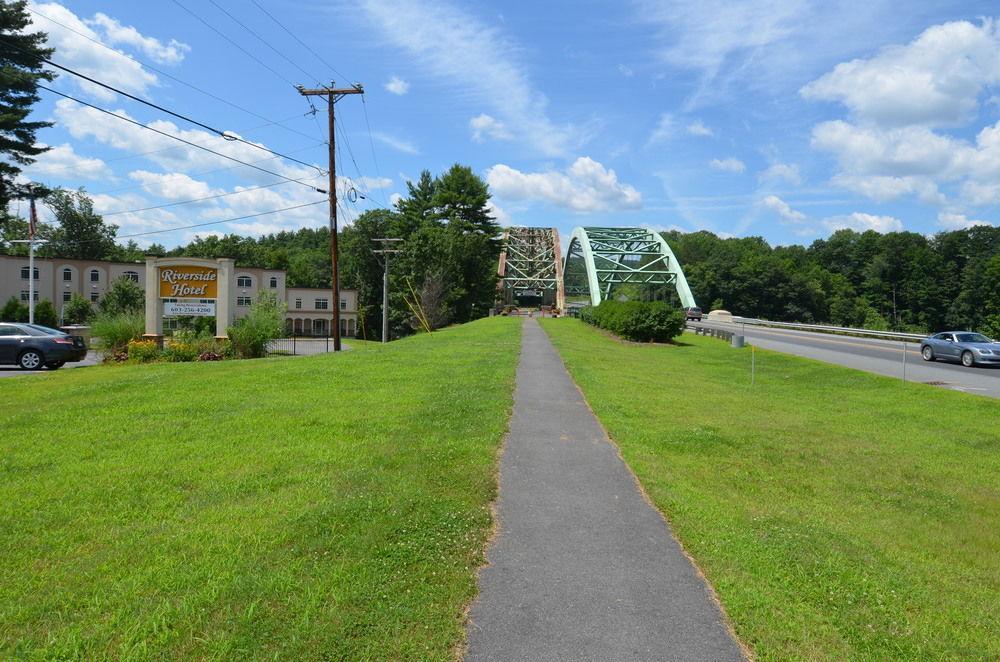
[0,0,54,209]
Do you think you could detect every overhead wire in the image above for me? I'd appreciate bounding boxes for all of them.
[360,96,390,208]
[101,175,324,217]
[25,5,318,143]
[205,0,322,85]
[38,85,327,194]
[170,0,298,88]
[80,200,328,242]
[249,0,353,84]
[9,47,325,174]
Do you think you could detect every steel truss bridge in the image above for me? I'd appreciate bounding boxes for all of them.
[497,226,696,310]
[497,227,565,309]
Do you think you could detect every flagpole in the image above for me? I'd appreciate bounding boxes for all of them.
[10,198,46,325]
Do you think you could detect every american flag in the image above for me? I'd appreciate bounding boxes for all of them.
[28,197,38,239]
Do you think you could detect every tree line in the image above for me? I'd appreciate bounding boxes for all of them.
[664,226,1000,336]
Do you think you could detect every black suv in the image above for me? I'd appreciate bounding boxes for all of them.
[684,307,703,321]
[0,323,87,370]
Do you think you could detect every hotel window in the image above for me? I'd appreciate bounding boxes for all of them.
[340,298,347,310]
[269,276,278,288]
[294,298,302,309]
[123,270,139,283]
[63,291,72,302]
[90,269,100,282]
[237,296,253,307]
[20,266,39,280]
[90,292,100,302]
[20,290,38,302]
[237,275,252,288]
[315,298,329,310]
[62,268,73,281]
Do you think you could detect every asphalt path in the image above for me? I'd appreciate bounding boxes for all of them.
[465,318,743,661]
[691,321,1000,398]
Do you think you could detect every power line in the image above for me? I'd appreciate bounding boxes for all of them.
[14,47,324,174]
[25,5,318,143]
[249,0,353,83]
[92,142,325,196]
[171,0,297,88]
[38,85,327,194]
[103,200,326,242]
[101,176,323,217]
[361,96,390,208]
[205,0,321,84]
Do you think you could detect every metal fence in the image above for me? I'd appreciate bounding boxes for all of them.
[265,335,334,357]
[729,317,927,341]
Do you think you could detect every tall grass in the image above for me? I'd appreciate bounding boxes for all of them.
[90,312,144,353]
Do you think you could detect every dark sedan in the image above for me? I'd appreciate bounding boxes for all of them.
[0,323,88,370]
[920,331,1000,367]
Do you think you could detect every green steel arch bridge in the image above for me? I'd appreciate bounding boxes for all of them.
[496,226,696,309]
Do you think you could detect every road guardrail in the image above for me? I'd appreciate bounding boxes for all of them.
[727,317,926,341]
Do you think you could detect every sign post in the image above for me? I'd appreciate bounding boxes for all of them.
[144,257,234,346]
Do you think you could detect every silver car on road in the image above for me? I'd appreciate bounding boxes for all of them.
[920,331,1000,367]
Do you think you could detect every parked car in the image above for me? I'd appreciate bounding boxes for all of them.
[684,306,703,321]
[919,331,1000,367]
[0,323,88,370]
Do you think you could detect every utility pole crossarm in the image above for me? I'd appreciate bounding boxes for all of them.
[297,81,364,351]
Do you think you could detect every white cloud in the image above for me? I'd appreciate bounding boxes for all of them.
[618,64,634,77]
[373,131,419,155]
[27,2,159,100]
[128,170,217,200]
[358,0,574,156]
[384,75,410,95]
[801,19,1000,128]
[758,163,801,185]
[86,12,190,65]
[686,120,713,136]
[760,195,805,223]
[486,200,511,225]
[647,113,675,145]
[389,192,403,207]
[830,174,944,205]
[709,157,746,173]
[486,157,642,212]
[26,143,111,180]
[823,212,903,233]
[470,113,513,142]
[937,212,994,230]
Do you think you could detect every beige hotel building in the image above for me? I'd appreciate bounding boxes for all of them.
[0,254,360,337]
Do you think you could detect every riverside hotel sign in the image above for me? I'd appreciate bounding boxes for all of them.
[159,266,218,316]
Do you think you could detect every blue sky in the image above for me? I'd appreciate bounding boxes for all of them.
[13,0,1000,249]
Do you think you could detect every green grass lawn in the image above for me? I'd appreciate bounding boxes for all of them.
[0,317,521,660]
[539,318,998,660]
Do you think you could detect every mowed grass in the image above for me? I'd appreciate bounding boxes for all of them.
[0,317,521,660]
[539,318,998,660]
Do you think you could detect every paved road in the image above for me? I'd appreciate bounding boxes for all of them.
[692,321,1000,398]
[465,318,743,661]
[0,350,101,379]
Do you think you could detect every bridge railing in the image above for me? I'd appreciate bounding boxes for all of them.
[728,317,927,341]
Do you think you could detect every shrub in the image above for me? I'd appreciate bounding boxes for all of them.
[34,299,58,328]
[100,277,145,316]
[580,300,685,343]
[163,342,199,363]
[92,312,145,353]
[227,291,285,359]
[127,339,161,363]
[63,293,94,324]
[1,296,28,322]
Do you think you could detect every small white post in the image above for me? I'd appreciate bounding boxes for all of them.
[751,345,756,388]
[902,341,907,383]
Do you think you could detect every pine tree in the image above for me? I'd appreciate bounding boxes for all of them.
[0,0,54,209]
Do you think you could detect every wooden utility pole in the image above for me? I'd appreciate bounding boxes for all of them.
[297,82,363,351]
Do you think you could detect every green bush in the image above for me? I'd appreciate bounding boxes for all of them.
[63,293,94,324]
[100,277,145,316]
[92,312,145,353]
[163,342,198,363]
[34,299,58,328]
[1,296,28,322]
[227,291,285,359]
[580,300,685,343]
[127,339,161,363]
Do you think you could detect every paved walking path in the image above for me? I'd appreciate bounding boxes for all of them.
[465,319,744,661]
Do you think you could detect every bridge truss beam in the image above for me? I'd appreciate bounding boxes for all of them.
[564,226,696,308]
[497,227,565,309]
